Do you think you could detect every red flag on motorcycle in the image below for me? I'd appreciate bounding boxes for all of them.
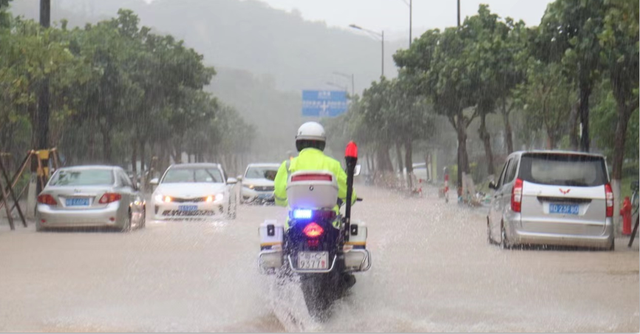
[345,141,358,159]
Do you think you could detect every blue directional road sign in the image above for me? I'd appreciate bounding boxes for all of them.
[302,90,348,117]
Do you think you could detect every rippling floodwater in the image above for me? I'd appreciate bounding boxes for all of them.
[0,186,638,332]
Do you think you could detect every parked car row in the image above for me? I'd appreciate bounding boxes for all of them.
[35,161,281,231]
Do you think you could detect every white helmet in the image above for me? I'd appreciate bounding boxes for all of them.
[295,122,326,152]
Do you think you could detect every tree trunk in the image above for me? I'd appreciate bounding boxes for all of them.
[578,86,592,152]
[131,143,138,185]
[395,142,404,173]
[376,145,393,172]
[88,122,95,162]
[611,111,629,182]
[455,113,470,189]
[478,113,495,177]
[501,98,514,154]
[404,140,413,191]
[569,99,580,151]
[368,154,375,172]
[140,140,146,177]
[101,128,111,163]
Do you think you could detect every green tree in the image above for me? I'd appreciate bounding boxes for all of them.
[395,27,478,187]
[514,61,575,149]
[536,0,607,152]
[598,0,639,211]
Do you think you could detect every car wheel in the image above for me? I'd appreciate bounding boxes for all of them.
[607,237,615,251]
[486,218,493,245]
[227,201,237,220]
[121,212,132,232]
[500,223,510,250]
[139,208,146,229]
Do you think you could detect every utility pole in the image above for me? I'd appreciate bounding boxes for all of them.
[409,0,412,46]
[381,30,384,77]
[36,0,51,194]
[457,0,461,27]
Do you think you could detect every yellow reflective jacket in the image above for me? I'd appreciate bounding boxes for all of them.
[274,148,356,209]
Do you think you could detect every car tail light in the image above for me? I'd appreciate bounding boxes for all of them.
[37,194,57,205]
[303,222,324,238]
[99,193,122,204]
[291,174,333,182]
[605,183,614,217]
[511,178,523,212]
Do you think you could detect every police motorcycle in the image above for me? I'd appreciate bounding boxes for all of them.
[258,142,371,317]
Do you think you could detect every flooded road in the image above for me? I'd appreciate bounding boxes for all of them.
[0,185,638,332]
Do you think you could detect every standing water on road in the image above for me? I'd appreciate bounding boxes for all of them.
[1,186,637,332]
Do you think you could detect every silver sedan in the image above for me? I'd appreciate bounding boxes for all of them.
[36,166,146,232]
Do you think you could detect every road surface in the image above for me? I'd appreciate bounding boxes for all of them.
[0,185,638,332]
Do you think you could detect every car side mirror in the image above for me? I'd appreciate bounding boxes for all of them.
[227,177,238,185]
[354,164,362,176]
[150,178,159,186]
[488,181,497,190]
[236,175,243,182]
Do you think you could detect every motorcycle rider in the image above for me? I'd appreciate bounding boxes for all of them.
[273,121,357,229]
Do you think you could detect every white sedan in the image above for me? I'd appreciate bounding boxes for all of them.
[150,163,237,220]
[240,163,279,204]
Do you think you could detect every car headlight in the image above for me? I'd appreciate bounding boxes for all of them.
[205,194,224,203]
[154,194,172,203]
[243,184,255,189]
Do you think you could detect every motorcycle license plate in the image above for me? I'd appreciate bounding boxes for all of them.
[297,251,329,270]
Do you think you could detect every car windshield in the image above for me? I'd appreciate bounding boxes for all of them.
[162,167,223,183]
[519,154,608,187]
[245,166,279,179]
[49,169,114,186]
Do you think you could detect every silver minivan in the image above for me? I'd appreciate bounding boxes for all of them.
[487,151,614,250]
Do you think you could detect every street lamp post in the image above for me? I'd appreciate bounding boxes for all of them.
[349,24,384,78]
[333,72,355,96]
[400,0,413,47]
[326,81,348,93]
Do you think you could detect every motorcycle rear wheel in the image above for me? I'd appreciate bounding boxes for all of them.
[300,274,341,320]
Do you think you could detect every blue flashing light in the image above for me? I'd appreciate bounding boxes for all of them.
[293,209,313,219]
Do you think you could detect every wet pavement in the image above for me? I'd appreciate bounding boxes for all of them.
[0,185,638,332]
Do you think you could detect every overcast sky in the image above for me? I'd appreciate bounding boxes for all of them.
[255,0,552,40]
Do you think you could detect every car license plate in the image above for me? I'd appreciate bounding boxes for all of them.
[549,203,579,215]
[178,205,198,212]
[258,193,272,199]
[66,198,90,207]
[297,251,329,270]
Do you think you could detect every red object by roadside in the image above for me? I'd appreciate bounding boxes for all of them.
[621,196,632,235]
